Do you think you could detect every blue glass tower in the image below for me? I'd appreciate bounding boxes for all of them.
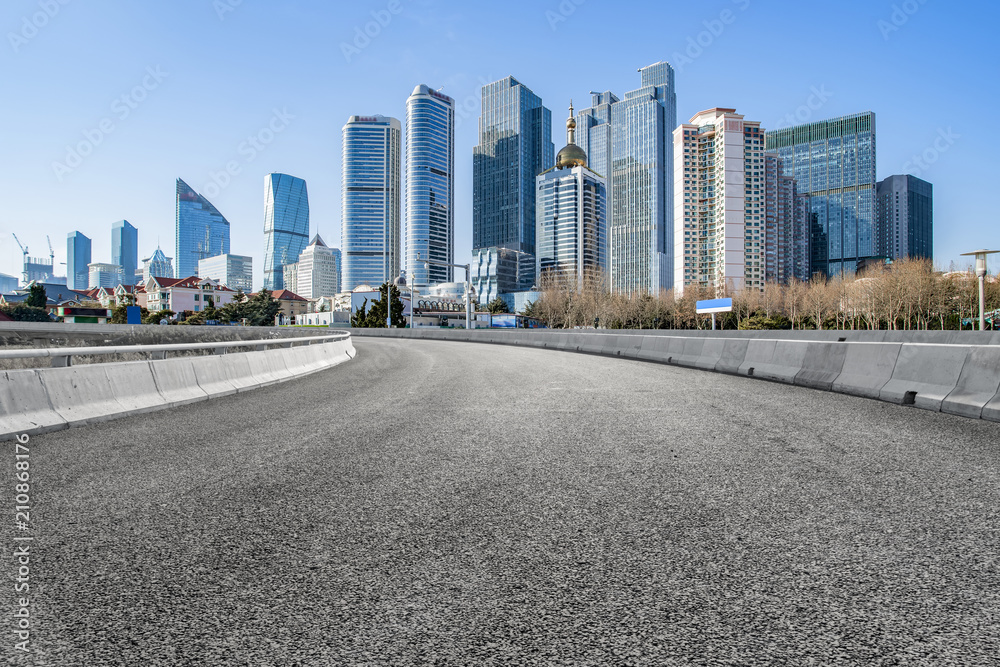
[341,115,401,291]
[473,76,554,291]
[406,85,455,291]
[111,220,138,285]
[609,62,676,294]
[263,173,310,291]
[175,178,231,279]
[765,112,876,277]
[66,231,92,290]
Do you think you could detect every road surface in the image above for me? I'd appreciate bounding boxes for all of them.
[11,337,1000,665]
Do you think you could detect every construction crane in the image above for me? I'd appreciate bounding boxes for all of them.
[12,233,28,285]
[46,235,54,264]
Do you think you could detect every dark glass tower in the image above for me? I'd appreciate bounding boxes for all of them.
[66,231,92,290]
[263,173,310,291]
[765,112,876,277]
[876,174,933,261]
[473,76,553,290]
[112,220,138,285]
[175,178,230,279]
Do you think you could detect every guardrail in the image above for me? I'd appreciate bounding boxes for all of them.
[0,332,351,367]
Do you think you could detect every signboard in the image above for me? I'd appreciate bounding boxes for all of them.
[126,306,142,325]
[696,298,733,314]
[491,314,516,328]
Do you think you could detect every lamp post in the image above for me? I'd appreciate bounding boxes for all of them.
[960,249,999,331]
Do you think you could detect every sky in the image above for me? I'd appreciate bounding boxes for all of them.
[1,0,996,290]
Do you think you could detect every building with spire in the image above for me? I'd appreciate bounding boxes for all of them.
[175,178,231,279]
[142,246,174,282]
[535,102,608,289]
[290,233,340,299]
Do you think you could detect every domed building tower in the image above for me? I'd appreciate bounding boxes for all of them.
[535,102,608,289]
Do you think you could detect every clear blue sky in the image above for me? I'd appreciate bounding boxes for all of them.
[1,0,995,289]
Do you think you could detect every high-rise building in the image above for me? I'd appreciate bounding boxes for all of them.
[111,220,138,286]
[473,76,554,290]
[536,103,607,289]
[764,155,811,284]
[142,246,174,282]
[198,253,253,293]
[471,247,533,305]
[764,111,876,277]
[175,178,231,279]
[674,109,766,296]
[609,61,677,294]
[88,263,122,289]
[876,175,933,262]
[576,91,618,184]
[341,115,401,291]
[66,231,92,290]
[294,234,340,298]
[282,262,299,296]
[0,274,18,293]
[406,85,455,291]
[263,173,310,291]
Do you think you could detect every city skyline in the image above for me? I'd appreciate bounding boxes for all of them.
[2,0,995,289]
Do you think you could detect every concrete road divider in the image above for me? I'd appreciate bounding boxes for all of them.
[191,355,241,398]
[38,365,125,427]
[715,339,749,375]
[879,344,970,411]
[794,342,848,391]
[105,360,167,415]
[940,347,1000,419]
[831,342,901,399]
[151,357,211,407]
[0,370,67,436]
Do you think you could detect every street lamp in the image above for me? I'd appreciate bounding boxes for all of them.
[960,249,999,331]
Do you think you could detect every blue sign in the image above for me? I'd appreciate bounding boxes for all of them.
[696,298,733,314]
[126,306,142,324]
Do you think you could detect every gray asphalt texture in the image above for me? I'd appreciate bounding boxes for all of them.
[11,337,1000,666]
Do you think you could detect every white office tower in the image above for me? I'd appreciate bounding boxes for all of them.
[295,234,341,298]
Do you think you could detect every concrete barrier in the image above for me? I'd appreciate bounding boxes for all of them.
[983,392,1000,423]
[794,342,848,391]
[940,347,1000,419]
[715,339,749,375]
[38,365,126,427]
[693,338,726,371]
[831,342,901,399]
[105,361,167,415]
[151,357,211,407]
[192,356,241,398]
[218,353,259,392]
[879,344,970,411]
[0,370,67,437]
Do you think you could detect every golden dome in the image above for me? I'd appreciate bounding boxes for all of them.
[555,100,587,169]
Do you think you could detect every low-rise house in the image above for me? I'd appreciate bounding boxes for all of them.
[145,276,235,314]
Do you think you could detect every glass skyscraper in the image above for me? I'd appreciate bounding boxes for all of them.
[609,61,676,294]
[341,115,401,291]
[66,231,92,290]
[876,174,933,262]
[405,85,455,291]
[111,220,138,286]
[473,76,553,291]
[764,111,876,277]
[175,178,231,279]
[263,173,310,291]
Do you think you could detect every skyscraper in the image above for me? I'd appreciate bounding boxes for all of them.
[263,173,310,291]
[473,76,554,290]
[198,254,253,293]
[876,175,933,262]
[111,220,138,286]
[576,91,618,183]
[295,234,340,298]
[142,246,173,282]
[674,109,764,296]
[88,263,121,289]
[406,85,455,291]
[175,178,231,279]
[764,111,876,277]
[536,103,607,289]
[764,155,811,284]
[341,115,401,291]
[66,231,92,290]
[609,61,677,294]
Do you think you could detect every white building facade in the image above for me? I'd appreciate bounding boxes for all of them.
[295,234,340,299]
[197,253,253,293]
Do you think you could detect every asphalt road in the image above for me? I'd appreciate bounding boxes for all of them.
[9,338,1000,666]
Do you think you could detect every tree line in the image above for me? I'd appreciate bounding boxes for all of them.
[524,259,999,331]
